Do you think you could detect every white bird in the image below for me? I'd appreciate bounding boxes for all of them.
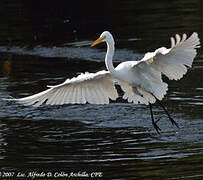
[9,31,200,133]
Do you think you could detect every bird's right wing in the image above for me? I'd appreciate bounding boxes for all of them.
[10,70,118,107]
[135,32,200,80]
[130,32,200,101]
[119,32,200,105]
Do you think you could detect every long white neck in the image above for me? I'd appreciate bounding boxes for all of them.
[105,39,116,75]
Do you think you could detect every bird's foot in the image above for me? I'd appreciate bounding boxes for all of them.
[152,115,179,134]
[152,117,162,134]
[168,116,179,128]
[155,116,163,124]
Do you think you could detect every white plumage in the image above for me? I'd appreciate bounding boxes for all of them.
[10,31,200,107]
[15,71,118,107]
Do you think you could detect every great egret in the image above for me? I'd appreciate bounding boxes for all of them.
[9,31,200,133]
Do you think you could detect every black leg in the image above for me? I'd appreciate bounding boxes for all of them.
[153,96,179,128]
[149,103,161,134]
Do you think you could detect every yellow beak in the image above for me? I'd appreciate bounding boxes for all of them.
[91,36,105,47]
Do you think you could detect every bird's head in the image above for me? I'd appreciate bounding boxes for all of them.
[91,31,113,47]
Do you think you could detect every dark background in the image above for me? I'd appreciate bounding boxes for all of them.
[0,0,203,45]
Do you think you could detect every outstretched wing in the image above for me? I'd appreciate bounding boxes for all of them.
[11,70,118,107]
[124,32,200,104]
[137,32,200,80]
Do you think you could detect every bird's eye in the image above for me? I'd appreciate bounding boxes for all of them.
[101,35,106,40]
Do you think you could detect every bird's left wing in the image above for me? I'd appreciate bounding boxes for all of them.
[11,70,118,106]
[130,32,200,101]
[135,32,200,80]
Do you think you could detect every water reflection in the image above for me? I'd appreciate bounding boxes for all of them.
[0,55,12,76]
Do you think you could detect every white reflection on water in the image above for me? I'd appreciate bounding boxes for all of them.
[0,45,143,62]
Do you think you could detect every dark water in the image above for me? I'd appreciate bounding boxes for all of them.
[0,0,203,179]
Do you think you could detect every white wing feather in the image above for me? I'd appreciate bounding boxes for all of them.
[138,32,200,79]
[12,70,118,106]
[129,32,200,103]
[117,32,200,105]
